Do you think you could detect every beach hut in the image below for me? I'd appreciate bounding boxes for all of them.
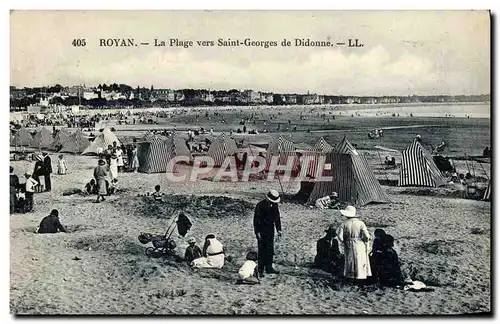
[265,134,298,168]
[206,133,238,167]
[60,129,91,154]
[30,127,54,150]
[50,129,72,151]
[11,127,33,147]
[303,137,335,178]
[82,128,121,155]
[137,136,174,173]
[305,137,390,206]
[483,181,491,201]
[398,139,446,187]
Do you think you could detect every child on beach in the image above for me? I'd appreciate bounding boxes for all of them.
[237,251,260,285]
[184,237,203,266]
[152,185,163,201]
[57,154,67,175]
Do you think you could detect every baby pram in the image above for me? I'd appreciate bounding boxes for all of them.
[138,213,192,258]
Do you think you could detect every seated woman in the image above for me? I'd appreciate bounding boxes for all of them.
[191,234,225,269]
[184,237,203,266]
[315,192,341,210]
[313,225,343,274]
[37,209,67,234]
[374,234,405,287]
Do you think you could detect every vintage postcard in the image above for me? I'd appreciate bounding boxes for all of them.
[9,10,490,315]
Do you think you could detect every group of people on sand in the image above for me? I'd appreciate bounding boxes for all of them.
[312,210,405,287]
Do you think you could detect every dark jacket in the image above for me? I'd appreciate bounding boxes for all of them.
[184,245,203,264]
[38,215,67,234]
[33,161,44,179]
[314,236,342,268]
[10,174,19,189]
[44,156,52,174]
[253,199,281,237]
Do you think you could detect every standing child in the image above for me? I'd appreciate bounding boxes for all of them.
[24,173,38,212]
[237,251,260,285]
[57,154,67,175]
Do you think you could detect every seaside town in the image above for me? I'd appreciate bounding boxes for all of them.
[10,84,489,112]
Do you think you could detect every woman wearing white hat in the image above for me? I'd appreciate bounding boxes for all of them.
[337,205,372,283]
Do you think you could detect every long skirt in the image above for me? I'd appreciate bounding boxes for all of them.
[132,156,139,169]
[191,254,225,269]
[97,178,107,196]
[343,240,372,279]
[109,163,118,180]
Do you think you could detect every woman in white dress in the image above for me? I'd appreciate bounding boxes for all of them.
[115,147,124,172]
[191,234,225,269]
[337,205,372,283]
[109,153,118,180]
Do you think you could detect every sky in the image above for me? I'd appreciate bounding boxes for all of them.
[10,10,490,96]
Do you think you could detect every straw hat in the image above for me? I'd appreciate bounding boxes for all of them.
[187,237,196,244]
[266,189,280,203]
[340,205,357,218]
[36,155,43,161]
[330,192,338,198]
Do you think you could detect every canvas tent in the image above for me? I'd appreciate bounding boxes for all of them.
[483,181,491,201]
[206,133,238,167]
[50,129,72,151]
[30,127,54,150]
[137,133,193,173]
[305,137,390,206]
[137,136,174,173]
[60,129,91,154]
[11,127,33,147]
[266,134,298,169]
[398,139,446,187]
[304,137,334,178]
[82,128,121,155]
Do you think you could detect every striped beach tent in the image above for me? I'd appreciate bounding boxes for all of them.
[313,137,334,153]
[206,133,238,167]
[266,134,297,167]
[306,137,390,206]
[60,129,91,154]
[398,139,446,187]
[11,127,33,147]
[305,137,335,177]
[50,129,72,151]
[140,131,157,142]
[137,136,174,173]
[82,128,121,155]
[483,181,491,201]
[30,127,54,149]
[170,134,193,161]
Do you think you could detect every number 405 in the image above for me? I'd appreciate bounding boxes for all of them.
[72,39,86,47]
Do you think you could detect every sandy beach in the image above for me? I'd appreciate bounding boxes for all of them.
[9,106,491,315]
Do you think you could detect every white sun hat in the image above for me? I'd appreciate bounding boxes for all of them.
[340,205,357,218]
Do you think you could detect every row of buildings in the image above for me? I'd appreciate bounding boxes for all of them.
[11,85,488,110]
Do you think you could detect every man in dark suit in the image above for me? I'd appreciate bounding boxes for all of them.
[42,152,52,192]
[253,189,282,277]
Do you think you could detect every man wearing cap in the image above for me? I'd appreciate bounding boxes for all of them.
[253,189,282,276]
[337,205,372,284]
